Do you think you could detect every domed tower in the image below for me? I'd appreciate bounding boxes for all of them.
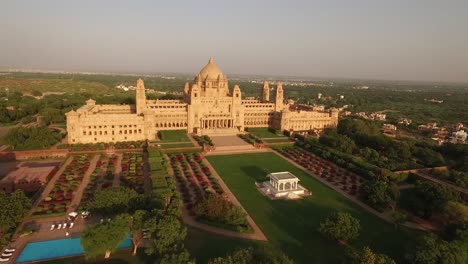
[194,57,229,97]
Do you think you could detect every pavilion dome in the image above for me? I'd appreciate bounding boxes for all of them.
[198,57,225,80]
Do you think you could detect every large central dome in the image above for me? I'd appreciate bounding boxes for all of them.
[199,57,224,80]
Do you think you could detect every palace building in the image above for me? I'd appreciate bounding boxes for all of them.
[66,57,338,144]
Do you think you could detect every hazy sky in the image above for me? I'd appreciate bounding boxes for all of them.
[1,0,467,82]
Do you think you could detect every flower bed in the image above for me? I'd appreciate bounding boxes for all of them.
[193,135,214,146]
[120,152,144,193]
[34,154,92,216]
[168,152,223,212]
[275,147,364,196]
[80,155,117,208]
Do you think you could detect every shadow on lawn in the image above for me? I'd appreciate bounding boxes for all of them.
[239,165,269,182]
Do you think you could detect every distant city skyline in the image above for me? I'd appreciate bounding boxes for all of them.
[1,0,467,83]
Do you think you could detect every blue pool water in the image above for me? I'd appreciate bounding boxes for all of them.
[16,236,131,263]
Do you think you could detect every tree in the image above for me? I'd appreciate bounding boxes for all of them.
[193,192,248,231]
[443,201,468,225]
[4,126,62,150]
[0,190,31,247]
[404,181,459,218]
[145,213,187,256]
[81,215,129,259]
[405,233,468,264]
[88,187,139,216]
[361,180,398,211]
[159,249,195,264]
[391,211,407,228]
[208,247,295,264]
[345,246,396,264]
[318,211,360,243]
[127,210,148,256]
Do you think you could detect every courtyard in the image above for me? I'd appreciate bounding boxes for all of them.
[206,152,417,264]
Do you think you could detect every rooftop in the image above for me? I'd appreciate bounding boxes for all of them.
[268,171,298,181]
[0,166,57,184]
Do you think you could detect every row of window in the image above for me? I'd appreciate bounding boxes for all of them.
[83,129,143,136]
[86,124,139,129]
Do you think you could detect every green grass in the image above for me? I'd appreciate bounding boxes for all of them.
[40,248,152,264]
[158,130,191,142]
[159,142,194,149]
[185,226,258,263]
[246,128,282,138]
[206,152,419,264]
[263,138,294,143]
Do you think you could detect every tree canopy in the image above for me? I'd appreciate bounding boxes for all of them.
[81,215,130,259]
[208,247,295,264]
[318,211,360,243]
[345,246,396,264]
[0,191,31,247]
[88,187,140,216]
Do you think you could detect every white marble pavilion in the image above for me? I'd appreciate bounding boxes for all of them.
[257,172,310,199]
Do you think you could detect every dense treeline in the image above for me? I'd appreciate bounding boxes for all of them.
[3,126,62,150]
[0,191,32,249]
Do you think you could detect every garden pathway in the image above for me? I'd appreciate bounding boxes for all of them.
[415,172,468,196]
[269,149,437,231]
[24,156,74,222]
[200,158,268,241]
[68,154,100,213]
[112,153,122,187]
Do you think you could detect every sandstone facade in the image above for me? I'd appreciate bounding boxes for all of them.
[66,58,338,144]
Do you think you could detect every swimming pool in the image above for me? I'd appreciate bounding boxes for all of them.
[16,236,131,263]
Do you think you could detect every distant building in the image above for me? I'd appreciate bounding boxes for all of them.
[451,130,467,144]
[398,118,412,126]
[66,58,339,144]
[454,123,464,131]
[383,124,397,133]
[0,166,57,193]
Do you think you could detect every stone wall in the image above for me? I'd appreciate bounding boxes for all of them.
[0,149,69,161]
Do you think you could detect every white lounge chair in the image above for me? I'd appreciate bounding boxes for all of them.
[69,222,74,228]
[100,219,104,223]
[57,224,62,229]
[63,223,67,229]
[3,249,14,253]
[50,224,55,230]
[1,253,12,257]
[0,257,9,262]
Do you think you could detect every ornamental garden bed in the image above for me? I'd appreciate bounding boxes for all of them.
[80,155,118,209]
[120,152,144,193]
[34,154,92,217]
[275,146,364,196]
[168,152,223,212]
[192,135,214,146]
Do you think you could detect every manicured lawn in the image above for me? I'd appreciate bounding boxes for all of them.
[207,152,418,264]
[246,127,282,138]
[185,226,258,263]
[159,130,191,142]
[159,142,194,149]
[263,137,294,143]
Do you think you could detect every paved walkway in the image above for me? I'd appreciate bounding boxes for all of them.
[415,172,468,196]
[210,135,252,147]
[200,158,267,241]
[166,152,267,241]
[112,153,122,187]
[68,154,100,213]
